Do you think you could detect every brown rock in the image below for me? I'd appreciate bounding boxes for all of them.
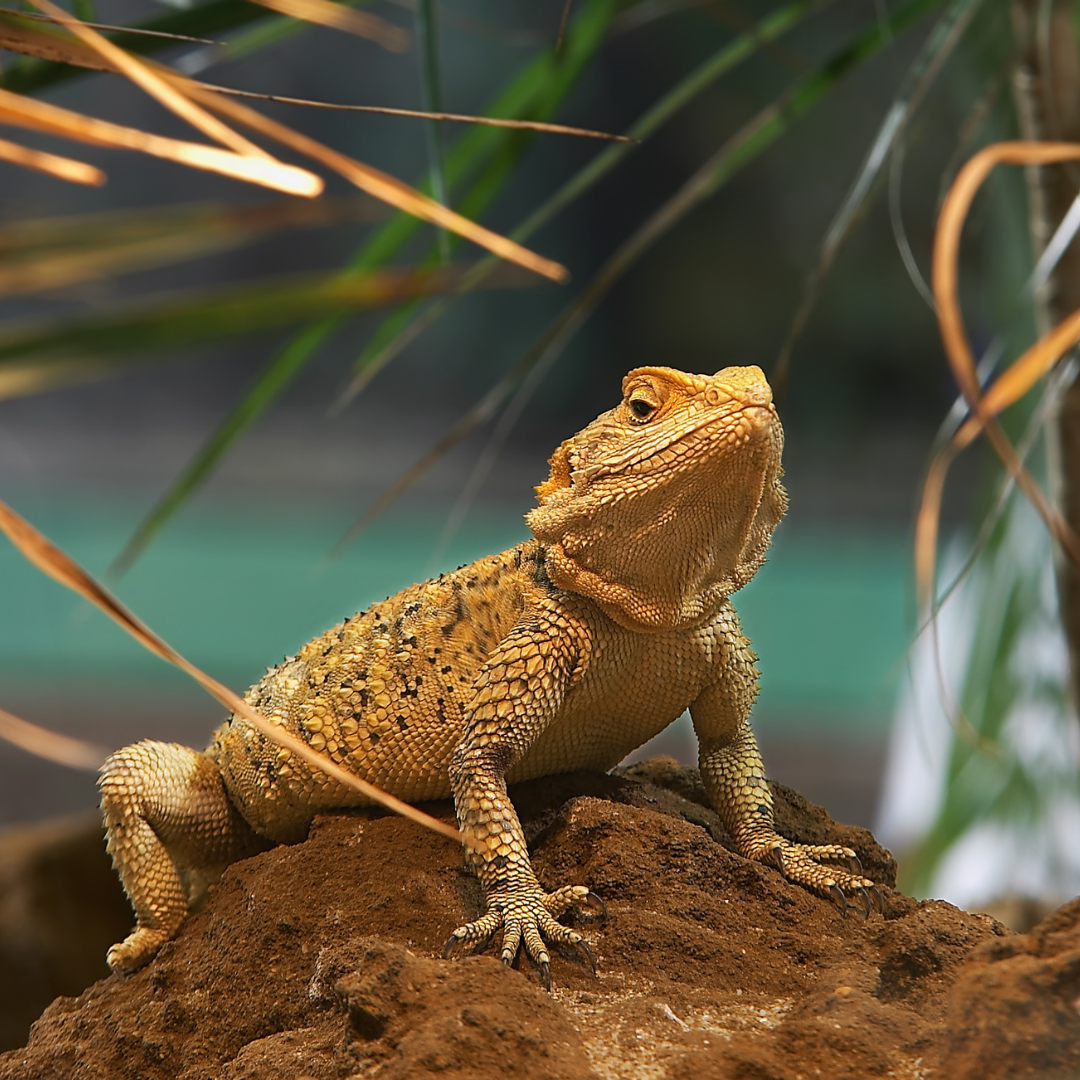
[0,761,1057,1079]
[943,895,1080,1080]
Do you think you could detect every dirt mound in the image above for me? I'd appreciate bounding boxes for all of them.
[1,758,1075,1079]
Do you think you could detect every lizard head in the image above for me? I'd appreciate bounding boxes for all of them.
[526,365,786,631]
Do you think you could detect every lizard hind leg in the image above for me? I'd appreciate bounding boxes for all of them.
[99,739,268,972]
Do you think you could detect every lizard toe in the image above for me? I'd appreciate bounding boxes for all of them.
[543,884,606,921]
[755,840,881,916]
[499,918,524,966]
[106,926,172,973]
[444,910,503,959]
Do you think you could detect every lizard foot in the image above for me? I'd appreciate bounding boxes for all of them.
[106,926,172,973]
[443,884,600,987]
[759,841,883,918]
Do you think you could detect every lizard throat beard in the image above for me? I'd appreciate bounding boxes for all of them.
[527,418,786,633]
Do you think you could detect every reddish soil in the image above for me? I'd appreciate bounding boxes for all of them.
[1,757,1078,1079]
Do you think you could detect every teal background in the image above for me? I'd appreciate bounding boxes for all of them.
[0,495,911,732]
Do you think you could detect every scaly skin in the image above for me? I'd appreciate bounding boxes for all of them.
[100,365,881,980]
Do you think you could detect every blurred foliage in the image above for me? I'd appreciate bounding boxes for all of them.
[2,0,1080,900]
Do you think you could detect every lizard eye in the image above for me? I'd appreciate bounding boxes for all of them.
[629,397,656,420]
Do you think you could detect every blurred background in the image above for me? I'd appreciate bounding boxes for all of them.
[1,0,1078,928]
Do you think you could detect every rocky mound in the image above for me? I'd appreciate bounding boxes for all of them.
[1,758,1078,1079]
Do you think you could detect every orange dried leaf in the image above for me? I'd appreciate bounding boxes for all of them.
[26,0,270,160]
[0,89,323,196]
[919,140,1080,614]
[0,134,104,185]
[0,706,108,770]
[245,0,408,51]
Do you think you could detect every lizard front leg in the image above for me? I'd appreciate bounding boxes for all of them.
[691,632,882,915]
[445,604,601,988]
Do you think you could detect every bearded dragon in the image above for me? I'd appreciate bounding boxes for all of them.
[100,365,881,985]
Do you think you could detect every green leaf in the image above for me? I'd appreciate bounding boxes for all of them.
[414,0,450,262]
[107,319,333,579]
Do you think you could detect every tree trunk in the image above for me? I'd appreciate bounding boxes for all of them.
[1012,0,1080,716]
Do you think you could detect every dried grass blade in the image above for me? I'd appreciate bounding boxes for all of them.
[175,76,568,282]
[199,84,636,141]
[25,0,272,160]
[0,11,113,71]
[246,0,408,50]
[917,140,1080,611]
[0,134,104,185]
[0,7,221,45]
[969,306,1080,430]
[0,706,108,770]
[0,89,323,196]
[0,498,463,845]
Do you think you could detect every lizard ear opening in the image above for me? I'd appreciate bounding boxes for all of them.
[534,440,574,505]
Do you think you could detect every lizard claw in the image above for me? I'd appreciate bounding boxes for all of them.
[829,884,848,917]
[570,937,597,976]
[770,846,787,876]
[443,932,468,960]
[750,839,880,918]
[443,909,501,959]
[446,881,597,988]
[857,887,877,919]
[583,891,608,920]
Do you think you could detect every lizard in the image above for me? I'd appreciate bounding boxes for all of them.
[99,364,882,986]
